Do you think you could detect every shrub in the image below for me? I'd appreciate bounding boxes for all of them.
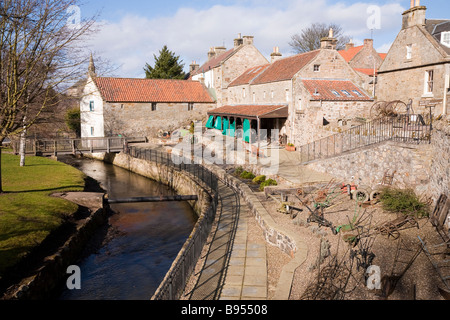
[259,178,278,191]
[234,166,244,176]
[240,171,255,180]
[252,175,266,184]
[379,187,429,218]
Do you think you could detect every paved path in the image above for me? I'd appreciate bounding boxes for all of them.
[186,177,268,300]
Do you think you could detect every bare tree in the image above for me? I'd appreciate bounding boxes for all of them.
[289,22,351,54]
[0,0,97,192]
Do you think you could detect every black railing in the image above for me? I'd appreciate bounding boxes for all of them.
[127,146,220,300]
[298,114,432,164]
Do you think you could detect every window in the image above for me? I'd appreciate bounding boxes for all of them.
[90,127,94,136]
[252,92,256,103]
[297,99,303,111]
[341,90,352,97]
[352,90,363,97]
[425,70,434,94]
[188,103,194,111]
[271,90,274,99]
[331,90,341,97]
[406,44,412,60]
[89,101,94,112]
[313,88,320,96]
[285,89,290,102]
[441,32,450,48]
[152,103,157,111]
[314,64,320,72]
[242,88,246,98]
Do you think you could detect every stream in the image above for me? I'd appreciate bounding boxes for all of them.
[59,156,197,300]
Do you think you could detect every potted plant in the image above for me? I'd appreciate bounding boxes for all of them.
[286,143,296,151]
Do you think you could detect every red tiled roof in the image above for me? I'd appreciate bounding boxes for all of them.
[339,45,387,62]
[191,48,235,77]
[338,45,364,62]
[302,79,372,101]
[228,64,271,87]
[354,68,378,76]
[93,77,214,103]
[251,50,321,85]
[208,104,288,118]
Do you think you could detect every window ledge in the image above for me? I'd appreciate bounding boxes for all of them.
[422,93,434,98]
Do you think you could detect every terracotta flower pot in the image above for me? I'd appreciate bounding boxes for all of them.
[285,145,296,151]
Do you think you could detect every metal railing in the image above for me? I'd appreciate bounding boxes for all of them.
[127,146,220,300]
[298,114,432,164]
[11,137,146,155]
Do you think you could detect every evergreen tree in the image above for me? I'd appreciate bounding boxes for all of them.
[144,45,186,79]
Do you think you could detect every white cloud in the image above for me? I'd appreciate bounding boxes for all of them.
[86,0,406,78]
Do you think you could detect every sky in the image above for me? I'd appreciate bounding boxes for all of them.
[77,0,450,78]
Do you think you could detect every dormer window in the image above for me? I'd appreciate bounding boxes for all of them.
[341,90,352,97]
[441,32,450,48]
[331,90,341,97]
[313,88,320,96]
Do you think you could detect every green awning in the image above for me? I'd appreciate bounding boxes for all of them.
[243,118,250,143]
[229,120,236,137]
[214,116,222,130]
[206,115,215,129]
[222,117,229,135]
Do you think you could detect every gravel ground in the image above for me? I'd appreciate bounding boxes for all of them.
[254,184,449,300]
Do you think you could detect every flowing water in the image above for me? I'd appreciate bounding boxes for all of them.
[59,157,197,300]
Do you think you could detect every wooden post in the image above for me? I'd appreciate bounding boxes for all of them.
[72,140,76,156]
[107,138,110,153]
[54,140,57,156]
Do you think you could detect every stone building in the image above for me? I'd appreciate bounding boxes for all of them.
[377,0,450,116]
[208,31,373,147]
[80,68,215,139]
[338,39,387,96]
[190,34,269,107]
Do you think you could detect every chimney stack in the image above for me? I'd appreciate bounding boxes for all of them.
[207,47,215,60]
[320,28,338,50]
[345,40,355,51]
[234,33,244,49]
[270,47,282,63]
[363,39,374,48]
[402,0,426,29]
[242,35,254,46]
[190,61,199,73]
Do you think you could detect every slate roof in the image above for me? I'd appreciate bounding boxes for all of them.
[208,104,288,118]
[425,19,450,55]
[93,77,215,103]
[228,64,271,87]
[302,79,372,101]
[190,48,235,77]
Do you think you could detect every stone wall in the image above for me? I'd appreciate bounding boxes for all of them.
[103,102,215,139]
[306,116,449,205]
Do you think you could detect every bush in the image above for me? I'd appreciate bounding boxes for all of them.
[259,178,278,191]
[252,175,266,184]
[234,166,244,176]
[379,187,429,218]
[240,171,256,180]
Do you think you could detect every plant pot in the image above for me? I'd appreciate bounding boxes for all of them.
[285,145,296,152]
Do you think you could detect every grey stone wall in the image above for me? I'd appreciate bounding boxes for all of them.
[306,116,449,205]
[103,102,215,138]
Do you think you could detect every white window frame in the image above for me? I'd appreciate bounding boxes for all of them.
[406,44,412,60]
[441,32,450,48]
[89,100,95,112]
[90,126,94,136]
[424,70,434,95]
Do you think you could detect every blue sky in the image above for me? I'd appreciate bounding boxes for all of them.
[78,0,450,78]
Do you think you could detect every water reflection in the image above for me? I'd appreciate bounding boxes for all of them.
[60,158,197,300]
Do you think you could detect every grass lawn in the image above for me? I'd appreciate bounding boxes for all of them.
[0,152,86,276]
